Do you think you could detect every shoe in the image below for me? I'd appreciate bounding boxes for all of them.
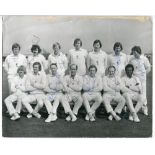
[45,114,53,123]
[85,114,89,121]
[27,113,32,118]
[66,115,71,121]
[108,115,113,121]
[133,115,140,123]
[90,116,95,122]
[51,115,57,122]
[71,115,77,122]
[11,113,20,121]
[114,114,121,121]
[142,105,148,116]
[129,114,134,121]
[33,112,41,119]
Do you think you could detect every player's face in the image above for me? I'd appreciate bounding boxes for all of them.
[12,47,20,56]
[114,46,121,55]
[18,70,25,78]
[33,64,39,74]
[70,65,77,76]
[32,49,39,56]
[50,65,57,75]
[89,67,96,77]
[53,45,60,55]
[108,67,115,77]
[74,41,81,50]
[133,50,140,59]
[93,42,101,51]
[126,67,133,78]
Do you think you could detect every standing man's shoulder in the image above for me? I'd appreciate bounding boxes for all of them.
[19,53,26,58]
[101,50,107,56]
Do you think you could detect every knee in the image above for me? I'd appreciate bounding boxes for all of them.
[37,100,44,108]
[21,98,28,105]
[121,97,126,105]
[82,93,88,100]
[77,96,83,105]
[123,92,129,98]
[102,96,109,105]
[95,95,102,103]
[60,95,67,103]
[4,97,10,105]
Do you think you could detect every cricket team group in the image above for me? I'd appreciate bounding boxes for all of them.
[3,38,151,123]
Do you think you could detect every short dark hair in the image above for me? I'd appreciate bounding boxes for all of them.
[113,42,123,51]
[12,43,21,50]
[52,42,61,49]
[31,44,41,53]
[108,65,116,72]
[88,65,97,72]
[93,40,102,48]
[50,63,57,68]
[70,64,78,70]
[73,38,82,47]
[125,64,134,72]
[33,62,42,71]
[131,46,142,55]
[17,65,26,74]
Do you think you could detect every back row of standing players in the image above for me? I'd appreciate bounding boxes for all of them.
[3,39,151,122]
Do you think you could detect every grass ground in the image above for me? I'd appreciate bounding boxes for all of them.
[2,70,152,137]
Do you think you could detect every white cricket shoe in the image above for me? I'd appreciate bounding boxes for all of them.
[129,114,134,121]
[66,115,71,121]
[108,115,113,121]
[71,115,77,122]
[45,114,53,123]
[90,116,95,122]
[11,113,20,121]
[33,112,41,119]
[113,115,121,121]
[27,113,32,119]
[133,115,140,123]
[85,114,89,121]
[142,105,148,116]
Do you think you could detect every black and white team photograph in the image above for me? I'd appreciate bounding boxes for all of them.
[2,16,152,137]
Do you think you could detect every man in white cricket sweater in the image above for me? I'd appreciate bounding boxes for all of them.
[102,66,125,121]
[22,62,46,119]
[4,66,28,120]
[122,64,145,122]
[82,65,102,121]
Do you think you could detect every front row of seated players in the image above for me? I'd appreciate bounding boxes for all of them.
[4,62,145,123]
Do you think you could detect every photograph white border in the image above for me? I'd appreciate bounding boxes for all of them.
[0,0,155,155]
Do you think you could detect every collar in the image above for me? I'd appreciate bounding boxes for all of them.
[52,52,61,57]
[112,52,123,56]
[10,53,20,57]
[33,72,40,76]
[93,49,102,53]
[70,74,77,79]
[74,48,82,51]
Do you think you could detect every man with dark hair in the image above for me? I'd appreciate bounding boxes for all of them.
[21,62,46,119]
[129,46,151,115]
[87,40,107,77]
[122,64,144,122]
[68,38,88,76]
[82,65,102,121]
[27,44,47,73]
[108,42,128,77]
[3,43,27,94]
[48,42,68,77]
